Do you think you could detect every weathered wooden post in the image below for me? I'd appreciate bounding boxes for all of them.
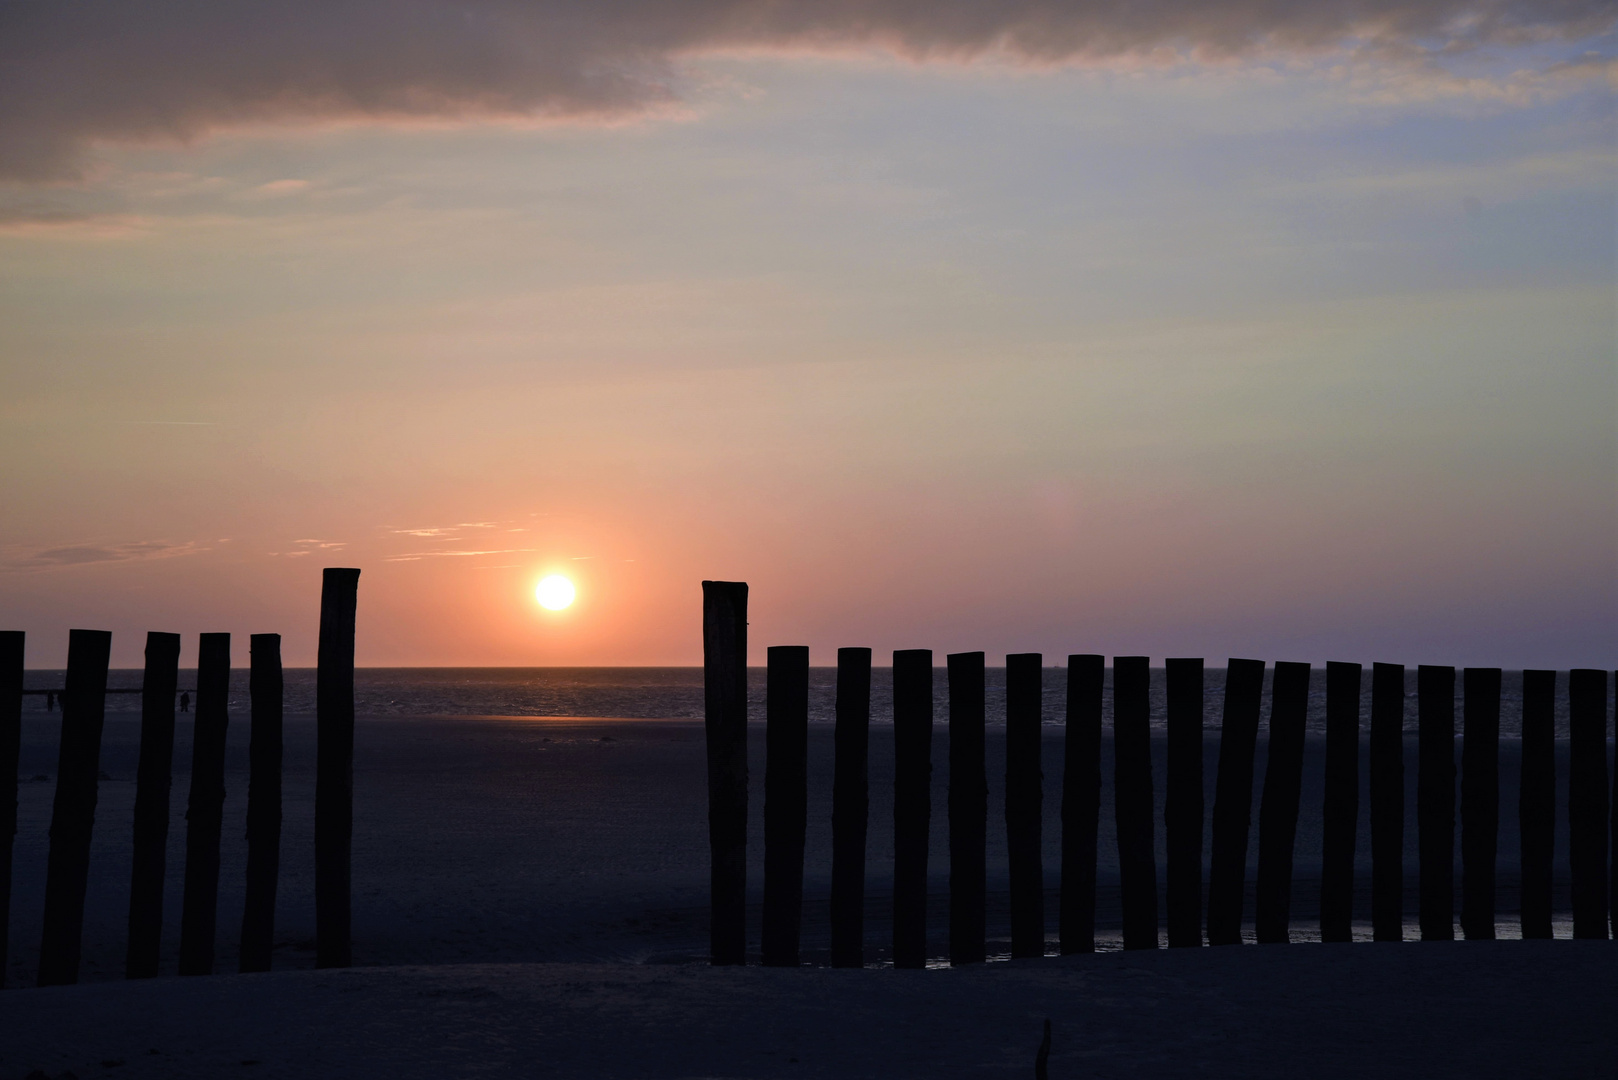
[1060,655,1103,955]
[126,631,181,979]
[37,628,112,986]
[701,580,748,966]
[317,567,361,969]
[1320,661,1360,943]
[1568,668,1609,939]
[1164,657,1203,948]
[947,651,986,965]
[0,631,21,988]
[178,632,230,976]
[830,647,871,968]
[1518,670,1555,939]
[1006,653,1045,959]
[1207,658,1265,946]
[1460,667,1500,940]
[1113,656,1157,950]
[240,633,284,973]
[762,645,809,967]
[892,649,933,969]
[1417,664,1456,941]
[1255,662,1309,944]
[1369,662,1405,942]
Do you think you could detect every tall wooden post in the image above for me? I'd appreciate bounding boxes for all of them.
[1460,668,1500,940]
[240,633,284,973]
[179,632,230,976]
[701,580,748,966]
[892,650,933,969]
[316,567,361,969]
[947,651,986,965]
[1005,653,1045,959]
[126,631,181,979]
[1320,661,1360,943]
[1164,658,1203,948]
[1369,662,1405,942]
[762,645,809,967]
[0,631,21,988]
[1207,658,1265,946]
[1417,665,1456,941]
[1255,662,1309,944]
[1059,655,1103,955]
[829,647,871,968]
[1568,669,1609,939]
[37,628,112,986]
[1113,656,1156,950]
[1518,670,1555,939]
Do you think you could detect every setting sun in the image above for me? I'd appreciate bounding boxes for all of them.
[535,574,576,611]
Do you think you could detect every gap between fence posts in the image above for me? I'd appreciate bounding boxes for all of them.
[1059,655,1103,955]
[0,631,21,989]
[1164,658,1203,949]
[701,580,748,966]
[1206,658,1265,946]
[762,645,809,968]
[126,631,180,979]
[829,647,871,969]
[1369,663,1405,942]
[240,633,284,974]
[178,632,230,976]
[892,650,934,969]
[1113,656,1156,950]
[1006,653,1045,959]
[1518,670,1556,939]
[947,651,986,966]
[1418,665,1457,941]
[1460,668,1501,940]
[1568,668,1609,939]
[1255,662,1309,944]
[316,567,361,969]
[1320,661,1361,943]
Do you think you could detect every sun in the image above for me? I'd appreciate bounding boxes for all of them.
[535,574,576,611]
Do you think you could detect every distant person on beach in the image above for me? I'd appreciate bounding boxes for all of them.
[45,690,54,711]
[179,691,189,713]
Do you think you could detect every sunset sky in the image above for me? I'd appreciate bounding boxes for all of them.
[1,1,1613,668]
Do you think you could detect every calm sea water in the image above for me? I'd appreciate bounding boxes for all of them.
[21,667,1604,734]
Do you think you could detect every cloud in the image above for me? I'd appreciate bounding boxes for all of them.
[5,540,207,570]
[1,1,1611,181]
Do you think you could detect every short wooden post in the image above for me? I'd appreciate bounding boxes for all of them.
[126,631,181,979]
[1006,653,1045,959]
[240,633,284,973]
[947,651,986,965]
[1059,655,1103,955]
[1255,662,1309,944]
[1113,656,1157,950]
[178,632,230,976]
[701,580,748,966]
[829,647,871,968]
[1568,668,1609,939]
[1460,668,1501,940]
[1207,658,1265,946]
[1320,661,1360,943]
[1612,670,1617,940]
[1164,658,1203,948]
[1518,670,1555,939]
[1369,662,1405,942]
[0,631,21,988]
[892,649,933,969]
[762,645,809,967]
[1417,665,1456,941]
[37,628,112,986]
[315,568,361,968]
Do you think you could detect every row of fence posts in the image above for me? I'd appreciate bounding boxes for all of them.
[701,581,1617,966]
[0,567,360,987]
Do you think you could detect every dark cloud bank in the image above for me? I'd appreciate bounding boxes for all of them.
[2,0,1612,180]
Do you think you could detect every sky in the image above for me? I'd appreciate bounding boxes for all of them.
[1,1,1614,669]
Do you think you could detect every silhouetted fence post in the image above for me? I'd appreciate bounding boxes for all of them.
[1460,668,1500,940]
[316,566,361,969]
[37,628,112,986]
[947,651,986,965]
[240,633,284,973]
[1612,670,1617,940]
[126,631,180,979]
[830,647,871,968]
[892,649,933,969]
[0,631,21,988]
[701,580,748,966]
[1518,670,1555,939]
[1320,661,1360,943]
[1207,658,1264,946]
[1255,662,1309,944]
[1059,655,1103,955]
[762,645,809,967]
[1568,668,1609,939]
[1113,656,1156,950]
[1417,665,1456,941]
[179,632,230,976]
[1006,653,1045,959]
[1369,662,1405,942]
[1164,657,1203,949]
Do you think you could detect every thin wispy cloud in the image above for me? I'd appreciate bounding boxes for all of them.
[3,539,207,572]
